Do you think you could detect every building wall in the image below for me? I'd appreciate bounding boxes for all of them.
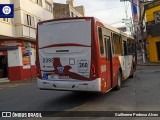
[147,36,160,62]
[0,20,15,38]
[53,1,85,19]
[69,5,83,17]
[14,0,53,40]
[145,5,160,62]
[0,0,15,38]
[0,40,37,81]
[53,3,70,18]
[146,6,160,22]
[0,0,53,40]
[74,6,85,16]
[7,46,37,81]
[0,0,53,81]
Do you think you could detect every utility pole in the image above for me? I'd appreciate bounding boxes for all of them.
[139,0,146,64]
[131,0,146,63]
[120,0,146,63]
[121,0,134,35]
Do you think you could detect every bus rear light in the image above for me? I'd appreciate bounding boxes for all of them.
[91,63,96,78]
[91,63,96,73]
[37,67,42,79]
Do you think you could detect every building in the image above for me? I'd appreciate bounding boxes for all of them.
[0,0,53,82]
[117,27,127,32]
[53,0,85,19]
[144,0,160,62]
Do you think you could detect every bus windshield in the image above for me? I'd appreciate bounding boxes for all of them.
[38,19,91,48]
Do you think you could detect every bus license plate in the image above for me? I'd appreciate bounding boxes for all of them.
[48,75,59,80]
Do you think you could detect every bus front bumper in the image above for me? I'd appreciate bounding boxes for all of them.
[37,78,101,92]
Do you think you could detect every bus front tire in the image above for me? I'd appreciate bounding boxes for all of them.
[115,71,122,90]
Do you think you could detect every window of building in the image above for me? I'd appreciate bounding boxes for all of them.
[1,18,12,23]
[24,13,35,28]
[3,18,9,22]
[36,0,42,6]
[45,1,52,12]
[71,12,74,17]
[154,11,160,23]
[26,15,31,26]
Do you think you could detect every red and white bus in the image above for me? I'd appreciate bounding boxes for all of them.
[36,17,136,93]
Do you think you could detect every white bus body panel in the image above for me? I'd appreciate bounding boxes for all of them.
[37,78,101,92]
[39,47,91,79]
[38,19,91,48]
[119,55,133,78]
[37,19,94,90]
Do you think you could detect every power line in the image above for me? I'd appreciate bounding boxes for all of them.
[109,21,123,25]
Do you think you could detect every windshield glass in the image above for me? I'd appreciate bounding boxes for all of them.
[38,19,91,48]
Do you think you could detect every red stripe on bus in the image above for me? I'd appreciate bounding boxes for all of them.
[42,58,93,81]
[39,43,91,49]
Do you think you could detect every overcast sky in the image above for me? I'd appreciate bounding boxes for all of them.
[53,0,133,27]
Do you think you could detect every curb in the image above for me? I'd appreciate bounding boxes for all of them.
[0,79,36,84]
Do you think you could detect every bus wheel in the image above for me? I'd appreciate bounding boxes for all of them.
[129,65,134,78]
[129,74,134,78]
[115,71,122,90]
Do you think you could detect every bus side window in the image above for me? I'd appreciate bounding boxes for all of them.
[104,37,107,58]
[98,27,105,56]
[104,36,111,61]
[127,39,135,54]
[107,37,111,60]
[123,41,128,55]
[127,39,131,54]
[112,33,122,55]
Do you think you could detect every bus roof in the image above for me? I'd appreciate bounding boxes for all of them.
[93,17,134,39]
[38,17,134,40]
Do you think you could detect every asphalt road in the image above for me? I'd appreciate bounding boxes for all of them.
[0,65,160,119]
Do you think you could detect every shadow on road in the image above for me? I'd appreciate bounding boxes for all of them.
[43,91,103,110]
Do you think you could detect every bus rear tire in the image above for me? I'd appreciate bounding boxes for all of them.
[129,74,134,78]
[129,65,134,78]
[115,71,122,90]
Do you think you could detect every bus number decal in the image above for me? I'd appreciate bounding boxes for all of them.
[43,58,54,63]
[101,65,106,73]
[78,60,89,70]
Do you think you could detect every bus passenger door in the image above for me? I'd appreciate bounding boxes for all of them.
[104,36,112,91]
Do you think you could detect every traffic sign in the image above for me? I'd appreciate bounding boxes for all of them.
[23,52,32,56]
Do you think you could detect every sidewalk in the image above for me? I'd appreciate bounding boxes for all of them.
[0,78,36,86]
[137,61,160,66]
[137,52,160,66]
